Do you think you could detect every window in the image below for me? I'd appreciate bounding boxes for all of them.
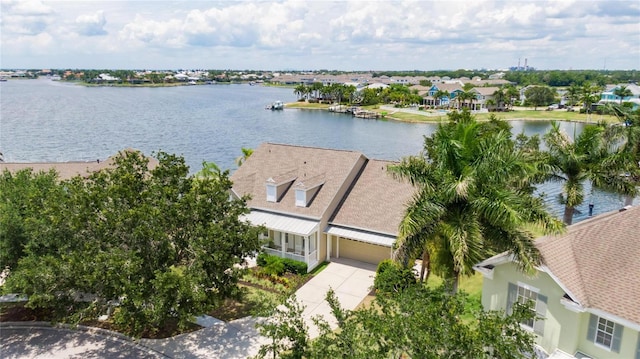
[266,184,276,202]
[507,282,547,335]
[588,314,624,352]
[595,317,615,348]
[295,189,306,207]
[516,286,538,329]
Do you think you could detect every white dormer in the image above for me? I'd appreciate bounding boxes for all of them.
[265,169,297,202]
[294,174,325,207]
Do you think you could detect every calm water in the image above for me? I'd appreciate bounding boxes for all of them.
[0,79,632,222]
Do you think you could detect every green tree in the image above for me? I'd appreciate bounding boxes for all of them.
[433,89,450,108]
[3,151,262,336]
[504,85,520,110]
[236,147,254,167]
[566,83,581,107]
[491,88,506,110]
[524,86,556,110]
[0,169,64,271]
[254,296,309,359]
[389,111,562,291]
[258,286,537,358]
[613,85,633,105]
[543,121,638,224]
[580,82,601,114]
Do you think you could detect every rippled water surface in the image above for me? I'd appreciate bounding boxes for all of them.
[1,79,632,222]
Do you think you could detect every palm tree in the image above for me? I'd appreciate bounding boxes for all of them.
[504,85,520,110]
[294,84,308,101]
[600,104,640,205]
[235,147,254,167]
[580,82,601,114]
[543,121,637,224]
[491,89,506,111]
[566,83,581,107]
[433,90,450,108]
[613,85,633,105]
[389,111,562,291]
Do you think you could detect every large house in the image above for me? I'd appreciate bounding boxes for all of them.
[599,84,640,110]
[230,143,415,271]
[474,206,640,359]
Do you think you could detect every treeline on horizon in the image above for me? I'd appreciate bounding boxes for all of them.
[5,68,638,87]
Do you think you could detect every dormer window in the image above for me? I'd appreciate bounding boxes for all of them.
[295,188,307,207]
[266,184,277,202]
[265,169,297,203]
[294,174,324,207]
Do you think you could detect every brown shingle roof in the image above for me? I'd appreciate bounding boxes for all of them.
[536,206,640,325]
[230,143,366,219]
[0,150,158,180]
[329,160,415,236]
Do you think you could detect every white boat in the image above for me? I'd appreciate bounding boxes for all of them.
[50,75,61,81]
[267,100,284,110]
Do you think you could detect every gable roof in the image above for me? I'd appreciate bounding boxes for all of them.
[472,87,500,96]
[329,159,415,236]
[230,143,366,219]
[535,206,640,326]
[430,83,464,93]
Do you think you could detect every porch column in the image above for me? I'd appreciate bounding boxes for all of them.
[280,232,286,257]
[304,236,309,264]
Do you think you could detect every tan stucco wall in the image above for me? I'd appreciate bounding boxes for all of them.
[481,261,640,358]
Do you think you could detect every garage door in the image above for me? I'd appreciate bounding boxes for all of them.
[338,237,391,264]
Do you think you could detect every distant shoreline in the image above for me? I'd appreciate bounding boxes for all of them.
[284,102,619,124]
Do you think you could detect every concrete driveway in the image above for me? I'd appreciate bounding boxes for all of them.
[294,257,377,338]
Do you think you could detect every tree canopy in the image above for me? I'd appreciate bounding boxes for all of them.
[255,285,536,359]
[389,111,563,290]
[1,151,262,336]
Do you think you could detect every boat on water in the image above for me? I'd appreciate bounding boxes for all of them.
[267,100,284,110]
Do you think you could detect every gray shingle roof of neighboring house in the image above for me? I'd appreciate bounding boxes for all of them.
[329,159,415,236]
[432,83,464,93]
[0,149,158,180]
[536,206,640,325]
[472,86,500,96]
[230,143,366,219]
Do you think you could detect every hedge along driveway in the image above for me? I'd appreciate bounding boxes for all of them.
[293,257,377,338]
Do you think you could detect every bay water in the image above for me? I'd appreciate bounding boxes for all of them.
[0,78,632,222]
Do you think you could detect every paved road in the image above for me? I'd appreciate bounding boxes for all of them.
[0,259,376,358]
[1,324,165,359]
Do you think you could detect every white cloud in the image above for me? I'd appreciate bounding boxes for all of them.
[1,0,638,70]
[75,10,107,36]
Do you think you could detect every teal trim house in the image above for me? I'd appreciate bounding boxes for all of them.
[474,206,640,359]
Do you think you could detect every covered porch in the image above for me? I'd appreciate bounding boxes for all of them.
[243,210,320,271]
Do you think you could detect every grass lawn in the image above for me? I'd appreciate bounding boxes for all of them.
[285,101,621,124]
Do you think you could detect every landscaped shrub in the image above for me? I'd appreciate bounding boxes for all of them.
[374,259,416,294]
[257,252,307,275]
[282,258,307,275]
[257,252,269,267]
[264,255,285,276]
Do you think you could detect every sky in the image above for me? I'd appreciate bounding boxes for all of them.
[1,0,639,71]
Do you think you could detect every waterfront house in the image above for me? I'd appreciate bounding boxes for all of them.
[424,83,464,108]
[474,206,640,359]
[327,159,414,264]
[471,86,501,111]
[599,84,640,110]
[230,143,414,271]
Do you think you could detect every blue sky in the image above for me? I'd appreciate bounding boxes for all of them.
[1,0,639,70]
